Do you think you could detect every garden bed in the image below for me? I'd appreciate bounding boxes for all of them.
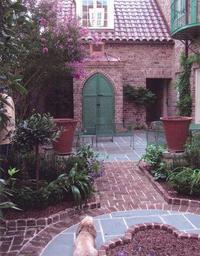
[4,194,99,220]
[139,161,200,208]
[100,224,200,256]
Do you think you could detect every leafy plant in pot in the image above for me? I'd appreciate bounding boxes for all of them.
[160,54,198,152]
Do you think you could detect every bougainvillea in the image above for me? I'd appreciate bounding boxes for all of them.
[11,0,89,118]
[23,0,87,80]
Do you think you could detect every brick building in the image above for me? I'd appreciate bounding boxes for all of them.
[157,0,200,123]
[63,0,200,131]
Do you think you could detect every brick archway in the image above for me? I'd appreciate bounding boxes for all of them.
[73,64,124,128]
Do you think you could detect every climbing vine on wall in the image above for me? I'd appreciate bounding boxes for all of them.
[176,53,200,116]
[123,85,156,106]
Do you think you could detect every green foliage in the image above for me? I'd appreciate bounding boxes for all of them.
[0,0,29,91]
[76,145,101,177]
[8,167,20,177]
[13,113,58,152]
[142,144,168,181]
[185,134,200,169]
[4,145,102,210]
[176,54,200,116]
[56,164,93,204]
[12,164,94,210]
[168,167,200,196]
[0,0,29,129]
[13,112,58,188]
[0,0,86,120]
[153,161,169,181]
[12,181,66,210]
[0,178,19,219]
[142,144,164,169]
[123,85,156,106]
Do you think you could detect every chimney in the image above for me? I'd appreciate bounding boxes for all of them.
[90,42,105,57]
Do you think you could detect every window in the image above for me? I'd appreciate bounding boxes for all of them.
[76,0,114,29]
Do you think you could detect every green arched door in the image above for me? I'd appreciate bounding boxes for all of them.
[83,74,114,134]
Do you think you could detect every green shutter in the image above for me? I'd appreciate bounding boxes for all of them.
[191,0,197,23]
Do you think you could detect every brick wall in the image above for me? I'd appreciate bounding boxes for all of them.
[106,43,174,125]
[73,60,124,128]
[74,42,174,128]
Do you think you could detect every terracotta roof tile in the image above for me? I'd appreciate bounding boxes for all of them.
[62,0,172,42]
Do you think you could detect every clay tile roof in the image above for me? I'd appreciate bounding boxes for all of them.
[63,0,172,43]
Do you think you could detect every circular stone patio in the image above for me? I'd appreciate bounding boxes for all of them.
[41,209,200,256]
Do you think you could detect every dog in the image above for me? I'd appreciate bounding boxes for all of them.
[73,216,98,256]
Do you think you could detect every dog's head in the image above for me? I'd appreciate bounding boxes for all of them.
[76,216,96,238]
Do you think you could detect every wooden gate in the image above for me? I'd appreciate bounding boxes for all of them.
[83,74,114,134]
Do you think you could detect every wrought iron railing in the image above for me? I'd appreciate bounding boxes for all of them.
[171,0,200,34]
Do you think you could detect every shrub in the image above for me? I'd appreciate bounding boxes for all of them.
[13,113,58,188]
[0,178,19,219]
[168,167,200,196]
[76,145,103,179]
[11,163,95,210]
[4,145,103,210]
[142,144,168,181]
[12,182,66,210]
[185,134,200,169]
[55,164,94,204]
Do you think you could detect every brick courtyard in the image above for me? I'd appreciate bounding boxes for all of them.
[1,161,200,256]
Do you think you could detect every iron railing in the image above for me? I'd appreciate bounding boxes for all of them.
[171,0,200,34]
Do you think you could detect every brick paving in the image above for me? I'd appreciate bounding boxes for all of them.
[1,162,200,256]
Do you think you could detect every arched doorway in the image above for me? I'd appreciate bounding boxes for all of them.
[83,73,114,134]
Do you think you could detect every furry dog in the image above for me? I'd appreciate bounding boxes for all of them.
[73,216,98,256]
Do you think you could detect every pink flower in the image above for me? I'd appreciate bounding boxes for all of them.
[67,61,85,80]
[39,17,48,27]
[80,27,89,36]
[42,47,49,54]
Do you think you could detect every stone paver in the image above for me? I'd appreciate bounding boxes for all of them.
[41,210,200,256]
[83,131,147,161]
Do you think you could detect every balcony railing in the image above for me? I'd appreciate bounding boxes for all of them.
[171,0,200,39]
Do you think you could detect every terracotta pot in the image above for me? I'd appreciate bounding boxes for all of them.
[160,116,192,152]
[53,118,77,154]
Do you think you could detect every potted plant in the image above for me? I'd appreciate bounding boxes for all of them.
[161,54,193,152]
[53,118,77,155]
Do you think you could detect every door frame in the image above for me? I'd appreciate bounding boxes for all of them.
[82,73,115,130]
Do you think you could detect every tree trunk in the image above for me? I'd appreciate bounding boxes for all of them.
[35,144,40,190]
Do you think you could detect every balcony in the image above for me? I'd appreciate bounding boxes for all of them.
[171,0,200,40]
